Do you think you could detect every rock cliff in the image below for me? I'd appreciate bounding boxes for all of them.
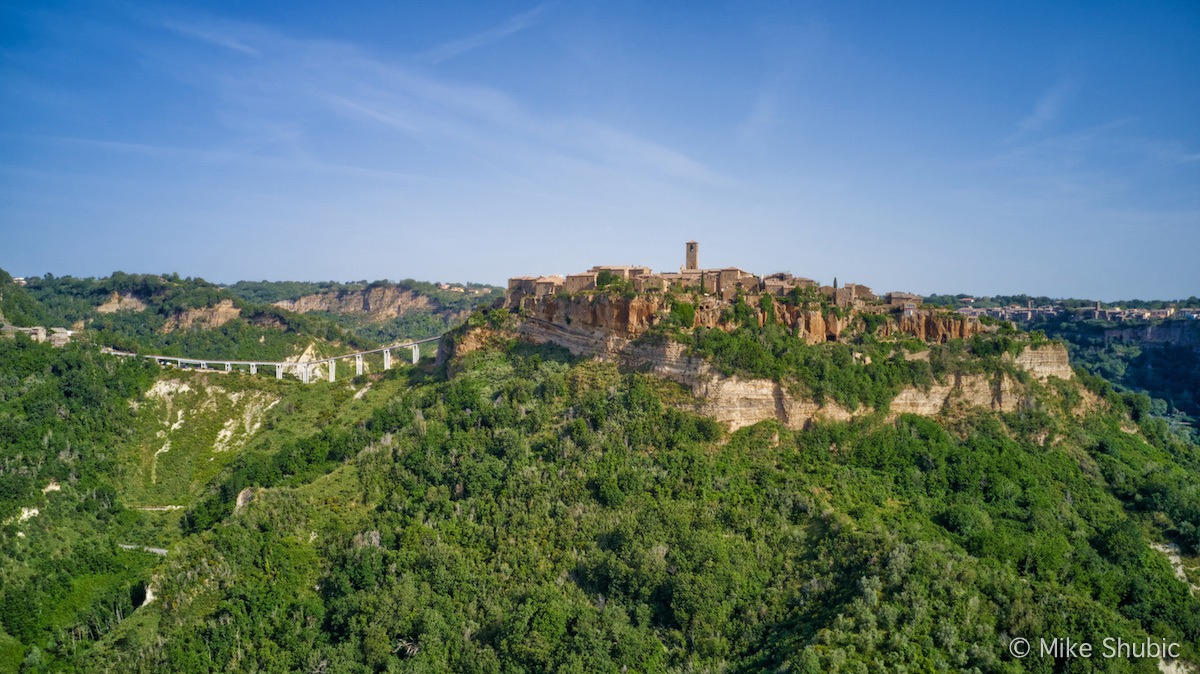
[1010,343,1074,381]
[274,286,436,320]
[96,292,147,314]
[1103,321,1200,347]
[447,313,1072,431]
[514,293,980,345]
[162,299,241,333]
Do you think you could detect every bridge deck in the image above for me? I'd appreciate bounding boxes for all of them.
[103,334,443,371]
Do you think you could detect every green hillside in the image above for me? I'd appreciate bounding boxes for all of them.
[9,271,367,361]
[1,303,1198,672]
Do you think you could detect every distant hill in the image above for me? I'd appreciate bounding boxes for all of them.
[0,269,51,327]
[2,271,502,364]
[227,278,503,344]
[6,271,366,361]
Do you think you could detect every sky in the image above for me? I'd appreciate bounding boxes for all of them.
[1,1,1197,300]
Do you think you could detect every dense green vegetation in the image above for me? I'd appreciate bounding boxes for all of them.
[0,336,164,671]
[4,278,1200,672]
[10,271,369,361]
[1037,318,1200,427]
[63,339,1197,673]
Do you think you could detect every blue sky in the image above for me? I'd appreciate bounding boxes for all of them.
[1,1,1197,299]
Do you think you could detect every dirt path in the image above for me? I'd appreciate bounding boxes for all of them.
[1151,542,1198,594]
[119,544,168,556]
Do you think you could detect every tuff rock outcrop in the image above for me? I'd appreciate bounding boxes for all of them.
[162,299,240,333]
[512,293,979,345]
[274,286,435,320]
[444,307,1075,431]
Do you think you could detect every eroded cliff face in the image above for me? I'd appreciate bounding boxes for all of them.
[616,340,859,429]
[96,292,147,314]
[523,294,668,337]
[885,312,982,343]
[514,293,979,346]
[1103,322,1200,347]
[274,286,435,320]
[162,300,240,333]
[447,313,1073,431]
[1010,343,1074,381]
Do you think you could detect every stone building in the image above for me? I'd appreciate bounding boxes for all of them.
[835,283,876,308]
[885,292,923,308]
[564,272,599,294]
[762,272,817,296]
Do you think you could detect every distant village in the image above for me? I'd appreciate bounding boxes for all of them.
[507,241,923,313]
[955,301,1198,323]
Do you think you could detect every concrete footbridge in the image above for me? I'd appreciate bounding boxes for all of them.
[103,335,442,383]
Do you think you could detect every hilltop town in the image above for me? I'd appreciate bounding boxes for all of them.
[507,241,921,312]
[503,240,964,346]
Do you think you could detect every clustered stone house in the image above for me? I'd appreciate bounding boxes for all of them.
[0,324,73,347]
[507,241,924,311]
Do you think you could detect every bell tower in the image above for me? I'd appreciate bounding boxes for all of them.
[685,241,698,271]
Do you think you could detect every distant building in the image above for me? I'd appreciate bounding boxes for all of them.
[1,325,72,347]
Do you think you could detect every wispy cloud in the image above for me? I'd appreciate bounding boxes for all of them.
[141,14,728,191]
[162,19,260,56]
[415,3,551,64]
[1010,78,1081,140]
[737,88,779,146]
[38,134,427,183]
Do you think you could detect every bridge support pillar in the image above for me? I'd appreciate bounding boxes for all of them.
[200,362,208,370]
[355,354,363,376]
[250,364,257,375]
[328,360,335,383]
[412,345,420,365]
[276,364,283,380]
[383,350,391,370]
[301,365,309,384]
[225,363,232,373]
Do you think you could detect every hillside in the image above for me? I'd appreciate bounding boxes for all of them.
[4,271,373,363]
[1041,317,1200,428]
[922,294,1200,430]
[1,288,1199,671]
[227,279,503,344]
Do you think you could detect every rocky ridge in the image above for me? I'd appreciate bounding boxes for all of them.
[161,299,241,333]
[448,294,1075,430]
[273,286,436,320]
[513,292,982,345]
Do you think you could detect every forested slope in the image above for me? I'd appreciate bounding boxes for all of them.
[1,304,1198,672]
[227,279,502,344]
[8,271,365,362]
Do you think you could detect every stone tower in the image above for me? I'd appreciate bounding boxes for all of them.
[685,241,698,271]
